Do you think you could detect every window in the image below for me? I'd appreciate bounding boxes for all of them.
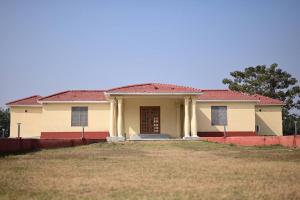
[211,106,227,126]
[71,107,88,126]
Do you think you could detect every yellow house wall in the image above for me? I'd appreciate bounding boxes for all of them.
[9,98,282,138]
[255,106,283,136]
[9,107,42,138]
[42,103,110,132]
[123,98,180,138]
[197,102,256,132]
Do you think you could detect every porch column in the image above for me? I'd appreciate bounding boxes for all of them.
[176,103,181,137]
[191,98,198,137]
[117,98,123,137]
[184,97,190,137]
[109,99,116,137]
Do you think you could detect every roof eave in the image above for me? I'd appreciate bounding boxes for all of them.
[256,103,285,106]
[7,104,42,107]
[105,92,202,96]
[38,100,109,104]
[196,99,260,103]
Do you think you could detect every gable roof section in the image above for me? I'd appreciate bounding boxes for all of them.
[251,94,284,105]
[6,95,42,106]
[198,90,259,102]
[38,90,107,102]
[106,83,202,94]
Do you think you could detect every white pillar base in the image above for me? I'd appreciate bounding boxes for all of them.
[106,136,125,143]
[182,136,200,140]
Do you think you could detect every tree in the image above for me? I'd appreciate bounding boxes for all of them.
[222,63,300,134]
[0,107,10,137]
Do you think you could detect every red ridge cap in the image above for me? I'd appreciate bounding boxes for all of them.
[38,90,70,101]
[39,90,106,102]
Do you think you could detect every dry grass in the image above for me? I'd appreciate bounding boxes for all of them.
[0,141,299,200]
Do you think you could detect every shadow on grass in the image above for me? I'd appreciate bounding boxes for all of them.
[0,149,42,158]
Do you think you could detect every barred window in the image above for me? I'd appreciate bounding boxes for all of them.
[211,106,227,126]
[71,107,88,126]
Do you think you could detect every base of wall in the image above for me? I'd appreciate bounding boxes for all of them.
[40,132,109,139]
[198,131,256,137]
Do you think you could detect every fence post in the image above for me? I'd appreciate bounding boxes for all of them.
[17,123,22,151]
[294,121,297,148]
[82,126,85,139]
[223,125,227,138]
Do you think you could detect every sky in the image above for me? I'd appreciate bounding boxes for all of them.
[0,0,300,107]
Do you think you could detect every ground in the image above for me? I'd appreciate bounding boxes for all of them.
[0,141,299,200]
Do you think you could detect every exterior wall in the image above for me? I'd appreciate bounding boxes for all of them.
[42,103,110,132]
[197,102,256,134]
[255,106,283,136]
[123,98,181,138]
[9,98,282,139]
[10,107,42,138]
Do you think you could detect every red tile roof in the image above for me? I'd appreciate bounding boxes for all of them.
[106,83,202,94]
[39,90,106,102]
[251,94,284,105]
[6,95,42,106]
[6,83,284,105]
[198,90,259,101]
[198,89,284,105]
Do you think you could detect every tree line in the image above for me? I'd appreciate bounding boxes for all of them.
[0,108,9,137]
[223,63,300,134]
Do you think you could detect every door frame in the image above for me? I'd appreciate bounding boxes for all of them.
[140,106,160,134]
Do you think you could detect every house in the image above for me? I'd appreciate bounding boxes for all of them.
[6,83,284,140]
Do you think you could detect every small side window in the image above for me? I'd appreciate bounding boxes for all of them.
[71,107,88,126]
[211,106,227,126]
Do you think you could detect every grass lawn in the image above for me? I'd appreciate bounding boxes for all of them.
[0,141,300,200]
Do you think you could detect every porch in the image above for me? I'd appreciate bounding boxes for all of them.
[106,95,199,141]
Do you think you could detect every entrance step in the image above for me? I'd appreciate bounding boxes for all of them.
[129,134,172,141]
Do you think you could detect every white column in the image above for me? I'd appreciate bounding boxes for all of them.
[176,103,181,137]
[113,99,117,136]
[191,98,198,137]
[109,99,116,137]
[184,97,190,138]
[117,98,123,137]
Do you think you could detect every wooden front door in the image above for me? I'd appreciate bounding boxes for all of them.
[140,106,160,134]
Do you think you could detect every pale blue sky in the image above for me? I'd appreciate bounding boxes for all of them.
[0,0,299,107]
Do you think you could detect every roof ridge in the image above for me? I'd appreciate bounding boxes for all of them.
[68,90,105,92]
[201,89,229,91]
[152,82,201,90]
[39,90,70,101]
[39,90,105,101]
[6,95,42,105]
[106,83,153,92]
[107,82,201,92]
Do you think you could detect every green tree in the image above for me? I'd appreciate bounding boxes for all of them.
[0,107,10,137]
[222,63,300,134]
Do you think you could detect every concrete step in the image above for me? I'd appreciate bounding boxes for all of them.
[129,133,172,140]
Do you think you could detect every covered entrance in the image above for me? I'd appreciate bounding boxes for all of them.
[140,106,160,134]
[105,83,201,141]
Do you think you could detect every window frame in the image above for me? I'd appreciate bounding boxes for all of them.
[71,107,88,127]
[211,106,228,126]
